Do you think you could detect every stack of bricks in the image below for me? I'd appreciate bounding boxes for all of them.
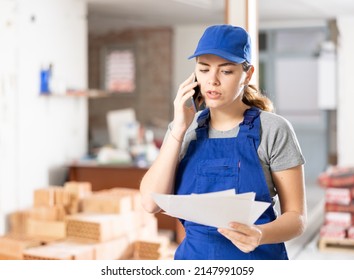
[133,235,171,260]
[9,182,91,241]
[0,183,166,259]
[317,166,354,251]
[0,234,42,260]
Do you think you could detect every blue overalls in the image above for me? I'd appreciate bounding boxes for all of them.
[174,107,288,260]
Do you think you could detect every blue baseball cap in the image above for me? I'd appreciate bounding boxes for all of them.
[188,25,252,64]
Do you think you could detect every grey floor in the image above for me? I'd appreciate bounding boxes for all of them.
[287,183,354,260]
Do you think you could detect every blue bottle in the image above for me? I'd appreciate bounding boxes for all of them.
[40,64,52,94]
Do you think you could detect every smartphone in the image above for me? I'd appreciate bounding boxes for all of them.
[191,77,205,112]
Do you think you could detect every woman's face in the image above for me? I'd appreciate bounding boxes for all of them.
[195,54,252,110]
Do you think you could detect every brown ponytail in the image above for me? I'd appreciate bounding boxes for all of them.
[242,85,274,112]
[241,63,274,112]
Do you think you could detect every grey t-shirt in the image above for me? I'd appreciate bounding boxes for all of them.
[166,110,305,200]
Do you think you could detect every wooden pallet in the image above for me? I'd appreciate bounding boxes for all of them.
[318,237,354,252]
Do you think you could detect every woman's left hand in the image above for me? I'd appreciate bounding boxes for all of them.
[218,222,263,253]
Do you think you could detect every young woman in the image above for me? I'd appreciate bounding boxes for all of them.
[140,25,307,260]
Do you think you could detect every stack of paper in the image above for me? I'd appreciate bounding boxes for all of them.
[151,189,270,229]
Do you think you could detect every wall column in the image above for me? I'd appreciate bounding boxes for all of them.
[225,0,259,86]
[336,16,354,166]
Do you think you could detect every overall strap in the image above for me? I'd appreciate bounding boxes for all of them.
[195,108,210,140]
[238,107,261,147]
[195,107,261,142]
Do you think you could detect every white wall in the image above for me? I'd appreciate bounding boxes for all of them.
[0,0,88,234]
[0,0,18,235]
[172,25,208,105]
[337,16,354,166]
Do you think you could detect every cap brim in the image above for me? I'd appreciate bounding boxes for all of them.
[188,49,246,64]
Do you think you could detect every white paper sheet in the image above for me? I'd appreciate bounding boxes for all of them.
[151,189,270,229]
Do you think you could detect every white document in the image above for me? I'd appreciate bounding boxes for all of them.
[151,189,270,230]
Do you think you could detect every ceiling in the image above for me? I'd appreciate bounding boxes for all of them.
[87,0,354,33]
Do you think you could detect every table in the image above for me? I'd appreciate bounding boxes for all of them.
[68,163,148,191]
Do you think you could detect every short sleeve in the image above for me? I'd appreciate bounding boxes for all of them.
[260,112,305,172]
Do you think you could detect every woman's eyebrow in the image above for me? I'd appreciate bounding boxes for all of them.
[197,61,237,67]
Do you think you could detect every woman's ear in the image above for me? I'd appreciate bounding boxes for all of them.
[244,65,254,85]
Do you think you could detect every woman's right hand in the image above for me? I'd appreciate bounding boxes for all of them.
[140,73,199,213]
[172,73,198,138]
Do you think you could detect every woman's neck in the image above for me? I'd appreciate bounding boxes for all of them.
[209,102,250,131]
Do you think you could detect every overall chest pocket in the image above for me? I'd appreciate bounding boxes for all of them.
[195,158,240,194]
